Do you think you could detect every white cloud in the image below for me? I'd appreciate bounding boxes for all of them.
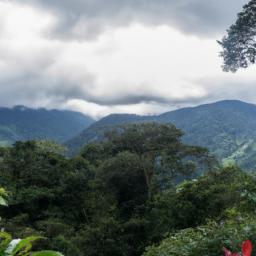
[63,99,176,119]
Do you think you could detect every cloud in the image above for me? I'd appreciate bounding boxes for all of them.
[13,0,247,39]
[194,68,256,104]
[0,6,210,111]
[63,99,179,119]
[1,0,256,119]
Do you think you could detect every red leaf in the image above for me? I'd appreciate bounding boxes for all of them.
[242,240,253,256]
[224,248,232,256]
[223,247,241,256]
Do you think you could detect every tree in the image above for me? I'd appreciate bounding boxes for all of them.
[78,123,213,256]
[99,151,148,218]
[97,123,213,195]
[219,0,256,72]
[0,141,69,217]
[145,166,254,243]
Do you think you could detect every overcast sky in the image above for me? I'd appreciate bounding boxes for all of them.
[0,0,254,118]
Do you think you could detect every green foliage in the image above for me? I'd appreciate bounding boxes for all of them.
[89,123,212,193]
[0,188,63,256]
[11,236,44,255]
[68,100,256,170]
[2,123,256,256]
[0,188,8,206]
[144,214,256,256]
[0,106,94,146]
[35,141,67,155]
[0,232,12,252]
[145,166,255,243]
[31,251,63,256]
[0,124,213,256]
[75,123,212,256]
[144,166,256,256]
[0,233,64,256]
[98,151,148,218]
[219,0,256,72]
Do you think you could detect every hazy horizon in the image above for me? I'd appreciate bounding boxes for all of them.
[1,98,254,120]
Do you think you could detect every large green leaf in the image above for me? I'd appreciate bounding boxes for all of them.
[0,197,7,207]
[11,236,44,256]
[31,251,64,256]
[0,188,8,207]
[0,232,12,254]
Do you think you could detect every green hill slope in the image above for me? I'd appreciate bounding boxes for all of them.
[67,100,256,169]
[0,105,94,145]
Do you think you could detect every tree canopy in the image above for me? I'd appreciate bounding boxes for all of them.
[0,123,215,256]
[219,0,256,72]
[1,123,255,256]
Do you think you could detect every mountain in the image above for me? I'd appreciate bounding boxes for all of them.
[67,100,256,169]
[0,105,94,146]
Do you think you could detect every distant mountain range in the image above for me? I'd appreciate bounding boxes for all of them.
[67,100,256,169]
[0,106,94,146]
[1,101,256,169]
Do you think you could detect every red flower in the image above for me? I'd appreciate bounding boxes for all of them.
[224,240,253,256]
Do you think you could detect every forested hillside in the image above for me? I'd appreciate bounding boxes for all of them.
[67,100,256,169]
[0,106,94,146]
[1,123,256,256]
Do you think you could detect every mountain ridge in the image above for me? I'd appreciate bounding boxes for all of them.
[67,100,256,169]
[0,106,94,146]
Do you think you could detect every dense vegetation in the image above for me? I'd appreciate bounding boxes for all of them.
[0,189,63,255]
[0,106,94,146]
[0,123,212,256]
[1,122,256,255]
[144,168,256,256]
[67,100,256,170]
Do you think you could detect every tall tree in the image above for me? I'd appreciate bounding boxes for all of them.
[219,0,256,72]
[82,123,213,197]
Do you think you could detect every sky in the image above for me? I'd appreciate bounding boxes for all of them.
[0,0,254,118]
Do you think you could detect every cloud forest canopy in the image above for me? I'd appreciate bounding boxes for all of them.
[1,134,256,256]
[0,123,214,256]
